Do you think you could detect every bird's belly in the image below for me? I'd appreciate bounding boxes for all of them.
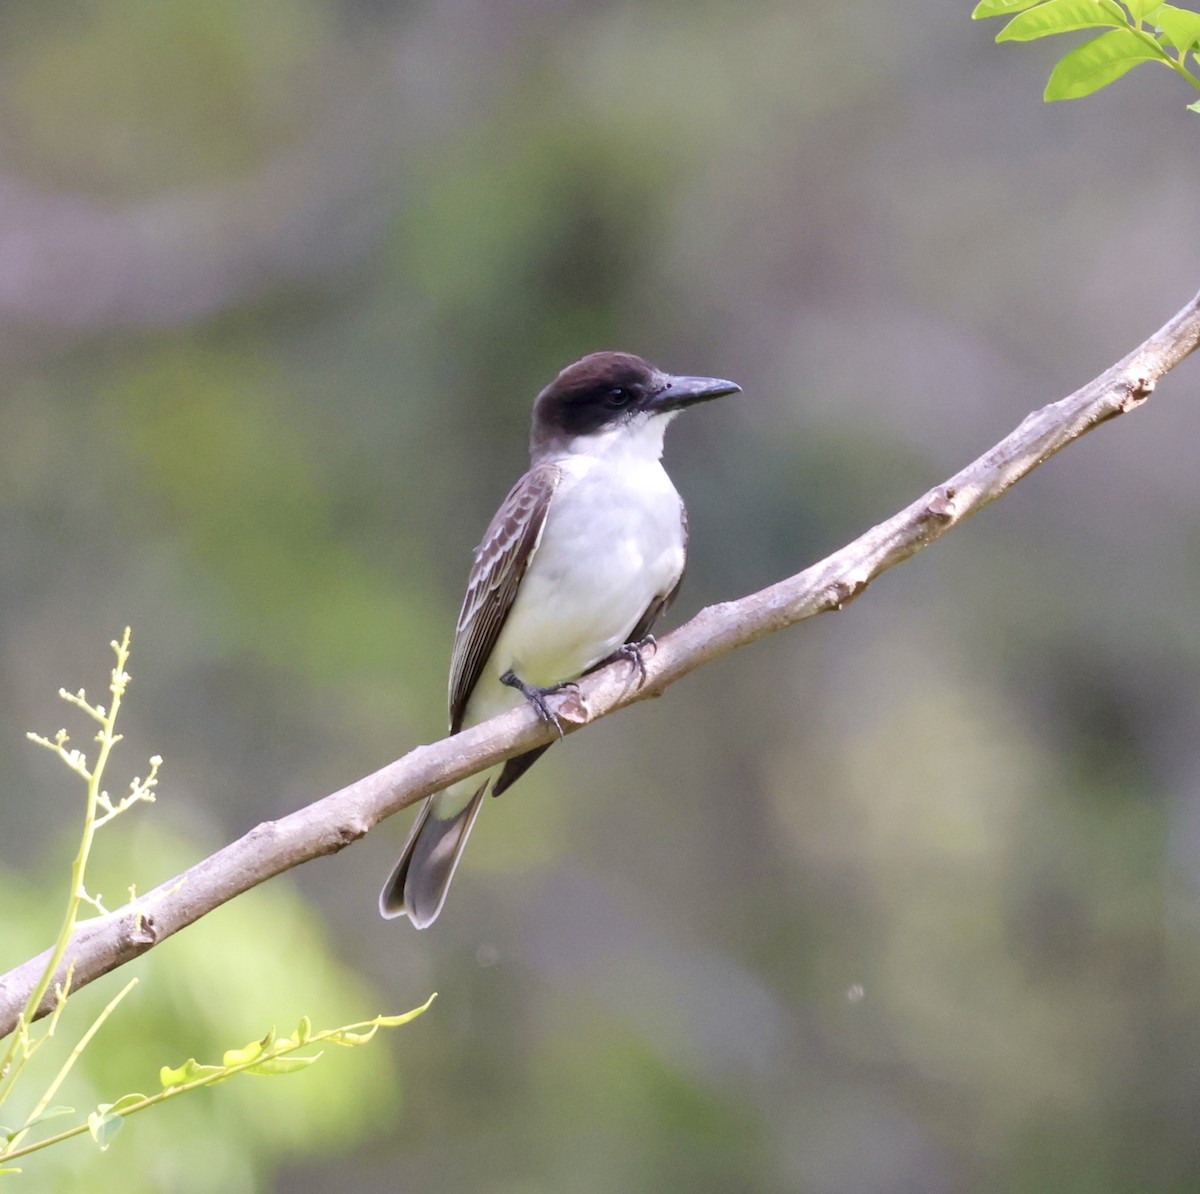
[496,534,680,687]
[459,456,686,729]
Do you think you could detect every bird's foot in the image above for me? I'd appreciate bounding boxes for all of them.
[602,635,657,685]
[499,669,576,738]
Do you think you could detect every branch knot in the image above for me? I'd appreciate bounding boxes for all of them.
[827,578,867,611]
[1120,376,1155,412]
[926,486,958,521]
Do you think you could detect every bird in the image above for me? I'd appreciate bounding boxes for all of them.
[379,350,741,928]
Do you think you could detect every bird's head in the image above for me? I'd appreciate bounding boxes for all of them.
[530,351,741,460]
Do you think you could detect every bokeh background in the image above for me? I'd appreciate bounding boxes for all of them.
[2,1,1199,1191]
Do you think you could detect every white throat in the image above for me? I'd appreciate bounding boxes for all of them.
[560,411,675,464]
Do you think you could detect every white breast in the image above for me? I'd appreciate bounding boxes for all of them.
[463,421,686,728]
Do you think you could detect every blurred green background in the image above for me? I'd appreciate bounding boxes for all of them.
[2,1,1200,1191]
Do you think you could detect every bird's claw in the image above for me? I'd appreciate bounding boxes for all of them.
[607,635,657,685]
[500,669,568,738]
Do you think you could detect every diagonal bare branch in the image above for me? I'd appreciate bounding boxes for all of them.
[2,288,1199,1040]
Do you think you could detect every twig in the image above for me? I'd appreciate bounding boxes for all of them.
[2,288,1198,1041]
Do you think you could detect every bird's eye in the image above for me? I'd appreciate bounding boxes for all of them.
[604,387,632,408]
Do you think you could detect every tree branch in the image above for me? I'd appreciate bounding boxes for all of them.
[3,289,1199,1039]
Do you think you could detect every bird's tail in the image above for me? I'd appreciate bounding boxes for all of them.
[378,784,488,928]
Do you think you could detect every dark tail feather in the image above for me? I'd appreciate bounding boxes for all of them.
[378,784,487,928]
[492,743,553,798]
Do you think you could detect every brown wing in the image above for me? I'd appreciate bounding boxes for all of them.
[448,463,561,733]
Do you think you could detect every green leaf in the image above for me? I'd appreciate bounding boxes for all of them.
[13,1106,76,1135]
[1124,0,1160,20]
[327,1025,382,1047]
[1148,3,1200,50]
[1044,27,1168,97]
[372,1003,436,1029]
[1188,96,1200,109]
[998,0,1128,41]
[87,1108,125,1151]
[159,1058,225,1087]
[222,1037,268,1067]
[244,1054,321,1077]
[973,0,1046,16]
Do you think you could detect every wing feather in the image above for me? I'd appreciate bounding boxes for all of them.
[448,463,561,732]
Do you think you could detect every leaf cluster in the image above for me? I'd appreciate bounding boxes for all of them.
[4,1003,433,1162]
[974,0,1200,106]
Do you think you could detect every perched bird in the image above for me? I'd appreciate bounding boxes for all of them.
[380,351,741,927]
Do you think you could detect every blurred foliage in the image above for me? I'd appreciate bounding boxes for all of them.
[1,823,408,1193]
[3,635,425,1183]
[0,0,339,194]
[2,0,1200,1191]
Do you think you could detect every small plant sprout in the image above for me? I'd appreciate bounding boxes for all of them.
[2,628,435,1175]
